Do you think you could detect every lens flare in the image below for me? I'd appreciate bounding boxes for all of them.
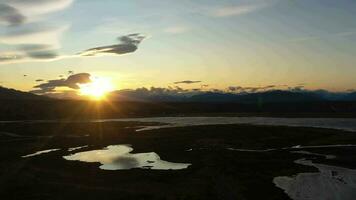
[79,77,114,100]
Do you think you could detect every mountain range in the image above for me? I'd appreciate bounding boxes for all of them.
[1,86,356,103]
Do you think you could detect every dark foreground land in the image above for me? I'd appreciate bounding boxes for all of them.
[1,100,356,120]
[1,121,356,200]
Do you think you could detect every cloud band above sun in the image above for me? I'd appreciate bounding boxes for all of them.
[0,0,74,64]
[79,33,146,57]
[0,33,146,64]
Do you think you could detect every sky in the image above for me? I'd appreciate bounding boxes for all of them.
[1,0,356,96]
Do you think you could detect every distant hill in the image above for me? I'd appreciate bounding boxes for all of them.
[343,92,356,101]
[110,89,327,103]
[190,90,324,103]
[0,86,49,100]
[0,86,355,120]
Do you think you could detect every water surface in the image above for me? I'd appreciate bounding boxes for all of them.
[22,149,61,158]
[274,159,356,200]
[2,117,356,132]
[95,117,356,132]
[68,145,88,152]
[63,145,191,170]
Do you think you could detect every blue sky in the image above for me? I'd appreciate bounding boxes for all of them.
[1,0,356,94]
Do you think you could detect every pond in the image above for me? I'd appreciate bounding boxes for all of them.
[63,145,191,170]
[274,158,356,200]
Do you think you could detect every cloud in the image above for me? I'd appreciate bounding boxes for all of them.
[17,44,53,52]
[0,25,68,47]
[227,85,277,93]
[0,52,25,62]
[35,79,44,82]
[0,3,26,26]
[0,33,144,64]
[79,34,146,57]
[3,0,74,18]
[0,25,69,63]
[32,73,91,94]
[27,50,58,59]
[213,5,259,17]
[227,86,243,92]
[212,3,267,17]
[109,87,197,101]
[174,80,202,84]
[0,0,73,64]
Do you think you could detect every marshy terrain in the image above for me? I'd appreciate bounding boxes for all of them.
[1,119,356,199]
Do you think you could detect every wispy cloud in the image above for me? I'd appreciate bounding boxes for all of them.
[0,0,74,64]
[210,0,273,18]
[0,32,145,64]
[0,3,26,26]
[3,0,74,18]
[79,34,146,57]
[174,80,202,84]
[0,25,69,47]
[212,4,265,17]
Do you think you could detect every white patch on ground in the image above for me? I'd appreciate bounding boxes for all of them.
[0,131,22,137]
[63,145,191,170]
[227,147,277,152]
[22,149,61,158]
[93,117,356,132]
[289,144,356,149]
[68,145,88,152]
[291,151,336,159]
[273,159,356,200]
[3,117,356,132]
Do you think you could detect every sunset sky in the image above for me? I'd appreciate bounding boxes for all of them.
[1,0,356,96]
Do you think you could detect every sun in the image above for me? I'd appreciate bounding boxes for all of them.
[79,77,114,100]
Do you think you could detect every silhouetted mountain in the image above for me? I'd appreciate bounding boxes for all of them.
[189,90,323,103]
[343,92,356,101]
[0,86,355,120]
[0,86,49,100]
[110,89,327,103]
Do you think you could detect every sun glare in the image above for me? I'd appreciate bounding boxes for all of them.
[79,77,114,100]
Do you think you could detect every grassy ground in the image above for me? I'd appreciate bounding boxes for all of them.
[1,122,356,200]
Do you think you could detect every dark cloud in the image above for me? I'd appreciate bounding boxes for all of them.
[288,85,305,92]
[79,33,146,56]
[2,23,56,37]
[227,86,243,92]
[108,87,198,101]
[227,85,277,93]
[0,44,59,63]
[35,79,44,82]
[174,80,202,84]
[32,73,91,94]
[0,3,26,26]
[0,0,73,64]
[26,51,58,59]
[17,44,58,60]
[0,25,62,63]
[17,44,53,52]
